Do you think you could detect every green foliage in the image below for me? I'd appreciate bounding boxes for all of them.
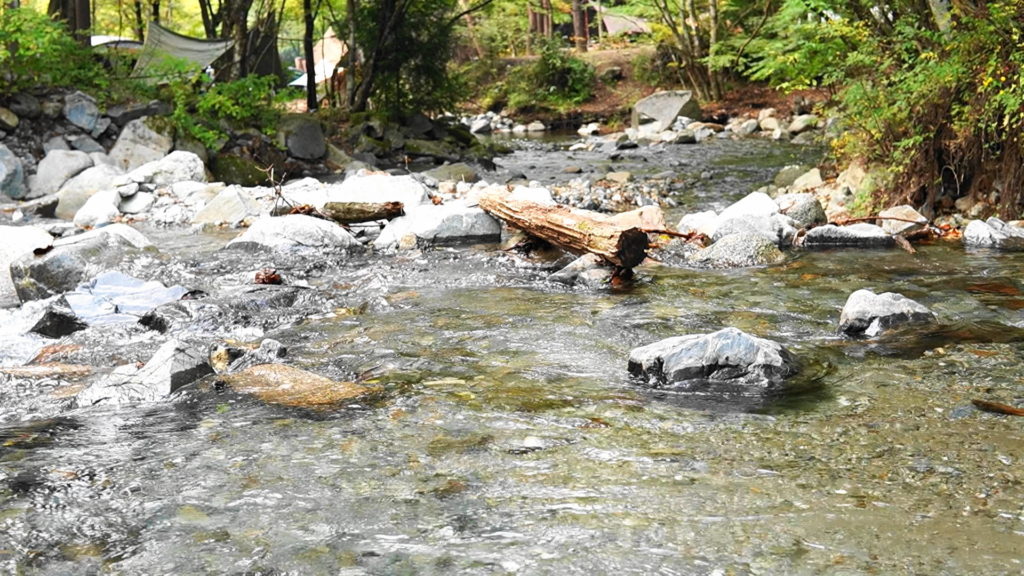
[0,7,107,96]
[503,38,594,111]
[164,73,282,149]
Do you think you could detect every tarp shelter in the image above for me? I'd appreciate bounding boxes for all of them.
[290,29,346,86]
[130,22,233,80]
[598,11,651,36]
[289,60,343,87]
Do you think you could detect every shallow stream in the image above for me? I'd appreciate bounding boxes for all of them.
[1,138,1022,575]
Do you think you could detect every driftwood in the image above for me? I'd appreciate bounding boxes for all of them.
[478,194,649,268]
[322,201,405,224]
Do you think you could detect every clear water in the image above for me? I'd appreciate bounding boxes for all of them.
[1,139,1022,575]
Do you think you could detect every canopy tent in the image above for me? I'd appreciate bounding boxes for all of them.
[289,60,344,87]
[599,12,651,36]
[130,22,233,80]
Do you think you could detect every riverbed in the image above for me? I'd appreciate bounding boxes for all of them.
[1,137,1022,575]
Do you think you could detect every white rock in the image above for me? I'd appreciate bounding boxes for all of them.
[128,150,206,186]
[327,172,429,207]
[73,189,121,228]
[109,117,174,171]
[227,214,360,251]
[0,225,53,306]
[29,149,93,198]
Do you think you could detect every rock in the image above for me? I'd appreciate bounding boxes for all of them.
[73,189,121,228]
[802,223,895,248]
[221,364,370,409]
[128,150,206,186]
[731,118,759,137]
[549,253,612,287]
[776,193,827,228]
[605,171,632,184]
[774,164,810,188]
[838,289,936,337]
[374,200,501,249]
[878,204,928,235]
[676,210,719,237]
[43,136,70,153]
[30,150,94,199]
[327,172,429,207]
[75,339,214,406]
[227,214,361,251]
[758,108,777,122]
[787,114,820,134]
[719,191,779,221]
[8,93,41,119]
[9,225,151,302]
[55,164,125,220]
[0,143,27,199]
[29,296,88,338]
[0,106,18,131]
[210,153,267,187]
[711,214,797,246]
[633,91,702,132]
[962,217,1024,249]
[63,91,101,132]
[791,168,824,191]
[469,117,492,134]
[105,100,172,127]
[424,162,479,184]
[578,122,600,136]
[628,327,799,390]
[688,232,786,268]
[69,134,105,154]
[225,339,288,373]
[526,121,546,133]
[118,191,156,214]
[109,118,175,171]
[277,114,326,160]
[193,186,262,226]
[759,116,781,132]
[0,225,54,306]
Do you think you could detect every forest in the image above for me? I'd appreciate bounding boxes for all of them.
[2,0,1023,218]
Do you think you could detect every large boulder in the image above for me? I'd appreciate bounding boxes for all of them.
[688,232,786,268]
[9,225,152,302]
[327,172,429,207]
[55,164,126,220]
[0,143,27,200]
[73,189,121,228]
[109,117,174,171]
[878,204,928,236]
[801,223,895,248]
[962,217,1024,250]
[775,193,827,228]
[711,214,797,246]
[221,364,371,409]
[632,90,702,133]
[277,114,326,160]
[128,150,206,186]
[373,201,501,250]
[838,289,936,337]
[75,339,214,406]
[0,225,54,306]
[29,150,94,199]
[226,214,361,251]
[628,327,800,390]
[718,191,779,221]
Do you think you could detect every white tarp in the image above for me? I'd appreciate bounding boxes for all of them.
[130,22,233,80]
[289,60,343,87]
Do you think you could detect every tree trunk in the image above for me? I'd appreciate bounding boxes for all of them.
[134,0,145,40]
[322,201,405,224]
[303,0,317,111]
[478,194,649,268]
[571,0,587,52]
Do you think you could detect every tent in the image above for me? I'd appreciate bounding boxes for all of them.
[289,60,344,87]
[130,22,233,80]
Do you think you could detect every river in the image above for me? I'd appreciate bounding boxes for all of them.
[1,137,1022,575]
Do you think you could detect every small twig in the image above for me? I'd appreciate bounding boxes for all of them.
[641,228,699,239]
[831,215,927,226]
[972,399,1024,417]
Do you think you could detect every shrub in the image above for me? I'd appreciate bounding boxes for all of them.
[505,39,594,112]
[163,73,283,149]
[0,7,107,96]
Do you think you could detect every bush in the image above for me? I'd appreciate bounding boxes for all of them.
[163,73,284,149]
[504,39,594,112]
[0,7,107,96]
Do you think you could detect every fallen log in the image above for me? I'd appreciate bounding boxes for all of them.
[322,201,405,224]
[478,194,649,268]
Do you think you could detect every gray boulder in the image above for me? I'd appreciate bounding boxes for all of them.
[688,232,786,269]
[632,91,702,133]
[10,225,151,302]
[54,164,126,220]
[73,189,121,228]
[118,191,156,214]
[838,289,936,337]
[0,143,27,199]
[75,339,214,406]
[373,201,501,250]
[278,114,326,160]
[718,191,779,221]
[327,172,429,207]
[802,223,895,248]
[424,162,479,184]
[776,193,827,228]
[0,225,54,306]
[628,327,799,390]
[549,253,613,288]
[30,150,94,199]
[774,164,810,188]
[63,91,100,132]
[127,150,206,186]
[711,214,797,246]
[106,100,172,127]
[8,93,41,119]
[109,117,174,171]
[227,214,361,251]
[962,217,1024,250]
[787,114,820,134]
[29,295,88,338]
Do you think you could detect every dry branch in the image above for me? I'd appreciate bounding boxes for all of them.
[322,201,405,224]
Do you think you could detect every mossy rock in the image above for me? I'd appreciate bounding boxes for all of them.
[210,153,269,187]
[222,364,374,409]
[404,138,458,159]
